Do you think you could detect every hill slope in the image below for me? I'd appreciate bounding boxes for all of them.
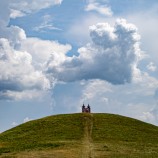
[0,113,158,157]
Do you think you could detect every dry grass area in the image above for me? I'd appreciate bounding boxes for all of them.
[0,140,82,158]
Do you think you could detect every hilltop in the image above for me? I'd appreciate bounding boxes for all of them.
[0,113,158,157]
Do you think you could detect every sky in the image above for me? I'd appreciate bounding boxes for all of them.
[1,0,158,132]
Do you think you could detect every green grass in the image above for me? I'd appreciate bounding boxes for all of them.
[0,114,84,157]
[92,114,158,157]
[0,113,158,157]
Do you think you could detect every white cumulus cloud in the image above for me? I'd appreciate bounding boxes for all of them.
[20,37,71,65]
[0,37,51,99]
[46,19,142,85]
[0,31,71,100]
[0,0,70,100]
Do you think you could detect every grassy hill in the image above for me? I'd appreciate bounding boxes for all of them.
[0,113,158,157]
